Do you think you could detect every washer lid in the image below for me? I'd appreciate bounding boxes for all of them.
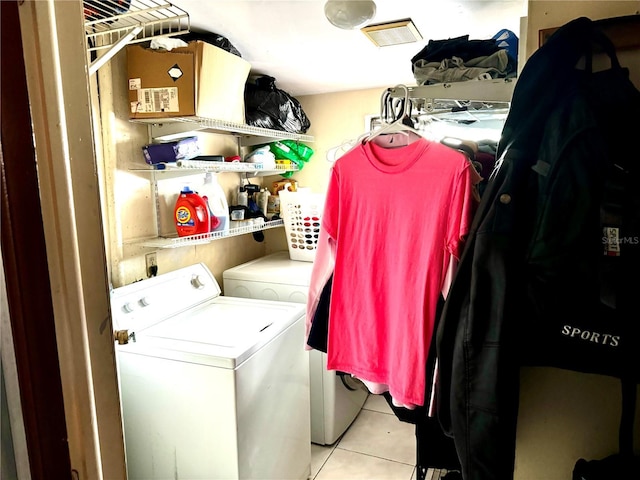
[222,251,313,286]
[120,296,305,368]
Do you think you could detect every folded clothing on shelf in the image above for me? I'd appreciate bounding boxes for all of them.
[142,136,200,165]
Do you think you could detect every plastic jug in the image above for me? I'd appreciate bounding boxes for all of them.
[257,188,269,216]
[174,186,210,237]
[199,172,230,234]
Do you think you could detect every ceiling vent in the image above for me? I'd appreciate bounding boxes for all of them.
[361,18,422,47]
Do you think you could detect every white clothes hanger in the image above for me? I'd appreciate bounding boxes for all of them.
[326,133,369,162]
[326,85,423,162]
[363,85,423,145]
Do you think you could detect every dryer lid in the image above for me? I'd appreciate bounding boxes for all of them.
[222,251,313,286]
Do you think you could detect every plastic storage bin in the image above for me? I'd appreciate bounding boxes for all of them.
[278,189,324,262]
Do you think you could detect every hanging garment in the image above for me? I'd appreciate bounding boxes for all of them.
[309,136,480,407]
[382,294,461,476]
[435,17,640,480]
[306,273,332,353]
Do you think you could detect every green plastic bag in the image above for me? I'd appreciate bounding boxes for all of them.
[268,140,314,177]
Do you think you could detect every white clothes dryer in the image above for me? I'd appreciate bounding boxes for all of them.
[223,251,369,445]
[111,263,310,480]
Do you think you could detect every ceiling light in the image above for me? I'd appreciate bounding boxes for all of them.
[324,1,376,30]
[361,18,423,47]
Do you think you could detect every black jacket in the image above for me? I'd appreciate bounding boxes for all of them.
[436,17,640,480]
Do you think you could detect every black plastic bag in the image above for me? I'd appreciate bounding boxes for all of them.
[244,75,311,134]
[180,31,242,57]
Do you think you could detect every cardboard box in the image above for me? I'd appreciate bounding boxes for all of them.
[127,41,251,123]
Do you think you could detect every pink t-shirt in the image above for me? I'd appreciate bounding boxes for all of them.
[323,137,478,407]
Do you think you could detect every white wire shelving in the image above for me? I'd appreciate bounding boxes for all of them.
[126,219,285,249]
[84,0,190,75]
[131,116,315,147]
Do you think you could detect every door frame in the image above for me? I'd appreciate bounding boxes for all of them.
[6,0,127,478]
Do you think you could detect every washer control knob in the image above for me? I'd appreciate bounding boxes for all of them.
[122,302,136,313]
[191,275,206,289]
[139,296,151,307]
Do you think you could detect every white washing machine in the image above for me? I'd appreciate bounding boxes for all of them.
[223,251,369,445]
[110,263,310,480]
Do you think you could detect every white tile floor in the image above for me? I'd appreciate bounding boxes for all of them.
[310,394,418,480]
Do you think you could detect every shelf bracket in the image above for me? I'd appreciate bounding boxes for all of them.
[89,25,143,76]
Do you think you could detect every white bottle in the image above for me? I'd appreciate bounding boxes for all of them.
[237,185,248,207]
[198,172,229,234]
[257,188,269,216]
[267,194,280,217]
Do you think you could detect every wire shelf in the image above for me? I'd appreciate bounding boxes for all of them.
[84,0,190,53]
[126,219,285,249]
[129,162,298,179]
[131,116,315,144]
[172,160,298,174]
[389,78,516,104]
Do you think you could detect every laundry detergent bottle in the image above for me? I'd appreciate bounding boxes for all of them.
[199,172,230,234]
[174,186,210,237]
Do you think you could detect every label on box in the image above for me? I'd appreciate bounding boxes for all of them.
[129,78,141,90]
[135,87,179,114]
